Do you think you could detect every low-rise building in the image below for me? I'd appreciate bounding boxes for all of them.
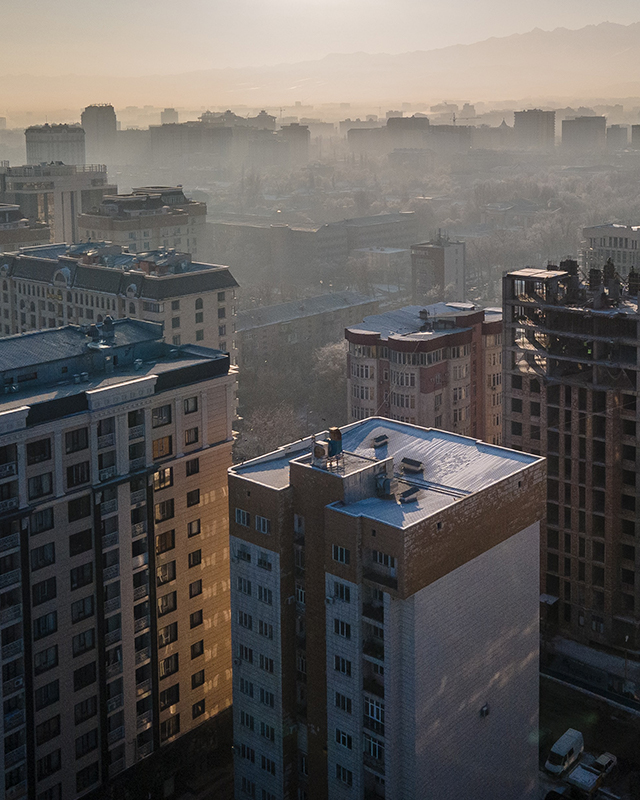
[0,203,50,253]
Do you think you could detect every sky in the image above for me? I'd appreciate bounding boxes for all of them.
[1,0,639,75]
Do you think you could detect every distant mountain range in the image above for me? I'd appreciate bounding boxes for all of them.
[4,21,640,112]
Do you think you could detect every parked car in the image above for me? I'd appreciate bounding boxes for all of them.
[545,728,584,775]
[593,752,617,777]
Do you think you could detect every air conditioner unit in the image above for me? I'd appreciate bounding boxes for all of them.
[325,596,335,605]
[233,658,242,666]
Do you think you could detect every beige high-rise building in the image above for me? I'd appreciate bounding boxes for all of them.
[25,124,86,167]
[346,302,503,444]
[0,318,235,799]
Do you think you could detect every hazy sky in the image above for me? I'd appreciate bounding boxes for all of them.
[2,0,639,75]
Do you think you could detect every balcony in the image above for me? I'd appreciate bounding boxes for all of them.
[363,753,385,775]
[136,678,151,697]
[107,694,124,713]
[0,534,19,553]
[135,646,151,665]
[129,424,145,441]
[363,676,384,699]
[0,462,17,479]
[98,433,115,449]
[363,716,384,736]
[363,569,397,591]
[107,726,125,746]
[3,676,24,696]
[137,710,153,729]
[137,741,153,760]
[2,639,23,660]
[99,466,117,482]
[5,745,26,769]
[130,489,146,506]
[109,758,126,779]
[362,603,384,623]
[130,456,146,471]
[104,596,121,614]
[132,553,149,570]
[4,709,25,732]
[0,497,19,515]
[0,570,20,590]
[132,520,147,538]
[133,584,149,601]
[0,604,21,625]
[5,781,27,800]
[363,638,385,661]
[105,628,122,647]
[103,564,120,581]
[106,661,123,678]
[134,615,150,634]
[102,532,119,551]
[101,499,118,516]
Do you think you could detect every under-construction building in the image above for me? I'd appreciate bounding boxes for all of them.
[503,258,640,658]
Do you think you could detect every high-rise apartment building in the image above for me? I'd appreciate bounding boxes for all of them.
[346,303,503,444]
[503,260,640,651]
[561,116,606,151]
[0,163,116,245]
[77,187,208,259]
[410,236,465,304]
[513,109,556,149]
[583,222,640,275]
[0,318,236,799]
[0,204,50,253]
[0,242,238,358]
[25,124,86,166]
[81,105,117,165]
[228,418,545,800]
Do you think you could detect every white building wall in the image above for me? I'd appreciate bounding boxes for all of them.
[397,522,540,800]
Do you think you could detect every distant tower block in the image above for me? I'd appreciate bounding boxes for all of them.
[161,108,179,125]
[81,104,117,164]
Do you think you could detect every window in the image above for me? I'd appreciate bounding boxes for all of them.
[37,749,61,781]
[34,644,58,674]
[241,777,255,797]
[187,489,200,507]
[189,579,202,598]
[334,619,351,639]
[332,545,350,565]
[27,438,51,465]
[35,680,59,710]
[259,654,274,673]
[67,461,90,487]
[158,621,178,648]
[68,495,91,522]
[260,688,275,707]
[155,499,175,523]
[261,756,276,776]
[258,620,273,639]
[76,762,99,793]
[36,714,60,745]
[31,542,55,571]
[69,529,92,557]
[184,396,198,414]
[235,509,250,527]
[34,611,57,640]
[218,325,226,336]
[75,728,98,759]
[191,639,204,659]
[159,683,180,710]
[158,591,177,617]
[74,661,97,691]
[334,656,351,676]
[70,562,93,590]
[156,529,175,554]
[33,577,57,606]
[260,721,275,741]
[152,435,173,459]
[195,312,204,324]
[240,678,254,697]
[172,300,180,311]
[159,653,179,679]
[240,710,255,730]
[171,317,180,329]
[188,549,202,568]
[186,458,200,476]
[71,595,94,624]
[372,550,396,569]
[152,404,172,428]
[255,515,271,535]
[257,585,272,604]
[218,292,226,302]
[192,699,205,719]
[335,764,353,787]
[334,582,351,603]
[185,427,199,446]
[190,609,203,628]
[156,560,176,586]
[74,696,97,725]
[65,427,88,453]
[31,507,54,535]
[187,519,201,538]
[191,669,205,688]
[28,472,53,500]
[336,729,353,749]
[153,466,173,491]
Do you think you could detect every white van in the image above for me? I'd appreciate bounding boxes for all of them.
[544,728,584,775]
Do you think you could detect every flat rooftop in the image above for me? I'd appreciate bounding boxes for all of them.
[231,418,542,528]
[237,291,376,331]
[347,303,500,341]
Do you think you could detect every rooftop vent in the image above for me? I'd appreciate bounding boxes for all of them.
[419,308,429,320]
[133,359,143,371]
[372,434,389,449]
[399,486,419,504]
[401,457,423,474]
[80,372,89,382]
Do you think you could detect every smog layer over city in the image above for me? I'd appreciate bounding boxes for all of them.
[2,1,640,799]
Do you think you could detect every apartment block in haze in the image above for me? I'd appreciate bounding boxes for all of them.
[0,242,238,357]
[561,116,606,151]
[0,204,50,253]
[583,222,640,275]
[513,109,556,149]
[503,260,640,654]
[0,318,235,799]
[411,236,465,304]
[346,303,504,444]
[25,124,86,167]
[81,105,117,165]
[77,186,209,259]
[0,163,115,245]
[228,418,545,800]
